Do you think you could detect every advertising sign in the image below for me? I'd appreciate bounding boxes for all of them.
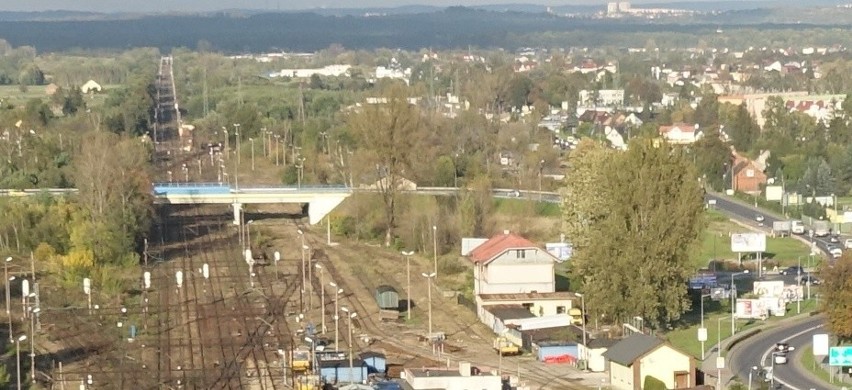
[731,233,767,252]
[735,298,768,320]
[813,334,830,356]
[545,242,573,263]
[765,185,783,201]
[689,272,717,290]
[781,285,803,302]
[829,346,852,366]
[753,281,785,298]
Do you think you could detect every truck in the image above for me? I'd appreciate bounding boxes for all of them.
[813,220,830,237]
[772,220,792,237]
[493,336,521,356]
[791,220,805,235]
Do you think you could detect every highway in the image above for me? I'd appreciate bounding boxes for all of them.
[729,315,836,390]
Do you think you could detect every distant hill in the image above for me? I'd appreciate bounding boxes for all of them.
[0,6,848,53]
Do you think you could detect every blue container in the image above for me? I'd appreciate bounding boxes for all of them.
[360,351,387,373]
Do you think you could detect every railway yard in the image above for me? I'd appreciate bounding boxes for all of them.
[7,56,607,390]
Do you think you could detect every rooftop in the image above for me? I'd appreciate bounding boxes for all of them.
[486,305,536,321]
[468,231,542,264]
[480,291,578,301]
[602,333,665,367]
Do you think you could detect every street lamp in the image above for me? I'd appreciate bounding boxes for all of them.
[233,123,241,167]
[422,272,436,340]
[340,307,357,383]
[246,220,255,251]
[432,225,438,278]
[5,256,12,342]
[747,365,759,390]
[15,334,26,389]
[304,336,316,374]
[29,307,39,380]
[731,270,749,336]
[796,256,802,314]
[401,251,414,320]
[575,293,588,370]
[330,282,343,349]
[250,137,255,171]
[305,245,313,308]
[298,229,305,309]
[315,263,325,333]
[699,293,711,360]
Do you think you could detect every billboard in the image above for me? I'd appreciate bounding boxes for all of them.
[813,334,830,356]
[829,346,852,366]
[735,299,768,320]
[765,185,783,201]
[689,272,717,290]
[731,233,767,253]
[781,285,804,302]
[545,243,573,263]
[753,281,785,298]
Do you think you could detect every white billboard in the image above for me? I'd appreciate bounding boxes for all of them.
[753,280,785,298]
[765,185,783,202]
[731,233,767,253]
[813,334,830,356]
[735,298,768,319]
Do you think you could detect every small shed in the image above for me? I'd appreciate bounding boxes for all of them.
[521,326,579,363]
[318,358,368,384]
[375,285,399,310]
[360,351,387,374]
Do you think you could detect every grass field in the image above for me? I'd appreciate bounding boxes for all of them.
[666,299,820,359]
[800,345,852,386]
[691,211,814,269]
[0,84,119,109]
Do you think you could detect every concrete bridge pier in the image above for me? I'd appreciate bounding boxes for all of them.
[232,202,242,225]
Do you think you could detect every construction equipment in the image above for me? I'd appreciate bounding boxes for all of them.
[493,336,521,356]
[291,348,311,372]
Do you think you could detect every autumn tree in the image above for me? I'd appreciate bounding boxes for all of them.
[562,139,705,328]
[347,84,424,246]
[70,130,153,265]
[821,252,852,342]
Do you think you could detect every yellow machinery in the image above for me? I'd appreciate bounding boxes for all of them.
[291,348,311,372]
[569,308,584,326]
[295,374,320,390]
[493,336,521,356]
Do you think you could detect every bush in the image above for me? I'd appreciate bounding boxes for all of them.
[643,375,668,390]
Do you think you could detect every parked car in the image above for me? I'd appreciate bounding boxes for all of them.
[799,275,821,285]
[830,235,840,243]
[755,214,765,223]
[844,238,852,250]
[780,266,804,275]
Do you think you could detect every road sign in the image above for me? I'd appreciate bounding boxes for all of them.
[698,327,707,342]
[829,346,852,366]
[716,356,725,369]
[813,334,829,356]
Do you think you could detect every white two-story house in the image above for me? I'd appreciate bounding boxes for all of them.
[469,231,556,295]
[658,123,703,144]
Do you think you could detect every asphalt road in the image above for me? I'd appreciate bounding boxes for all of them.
[730,315,836,390]
[704,193,834,257]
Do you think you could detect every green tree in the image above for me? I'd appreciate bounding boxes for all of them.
[563,139,705,328]
[692,128,730,191]
[821,252,852,342]
[643,375,667,390]
[347,84,425,246]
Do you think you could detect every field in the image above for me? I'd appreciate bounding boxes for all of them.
[0,84,117,110]
[691,211,813,269]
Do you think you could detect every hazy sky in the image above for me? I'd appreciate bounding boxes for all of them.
[0,0,724,13]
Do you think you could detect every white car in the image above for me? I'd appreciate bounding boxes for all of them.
[829,246,843,259]
[845,239,852,250]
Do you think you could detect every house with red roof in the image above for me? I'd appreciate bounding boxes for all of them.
[468,230,557,296]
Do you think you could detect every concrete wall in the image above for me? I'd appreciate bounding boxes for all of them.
[406,374,502,390]
[640,345,692,389]
[610,361,634,390]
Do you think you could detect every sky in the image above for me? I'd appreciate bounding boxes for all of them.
[0,0,735,13]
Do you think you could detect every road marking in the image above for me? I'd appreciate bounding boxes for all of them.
[759,323,825,390]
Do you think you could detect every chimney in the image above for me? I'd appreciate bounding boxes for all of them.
[459,361,471,377]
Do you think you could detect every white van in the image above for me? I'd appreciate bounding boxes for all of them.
[791,220,805,235]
